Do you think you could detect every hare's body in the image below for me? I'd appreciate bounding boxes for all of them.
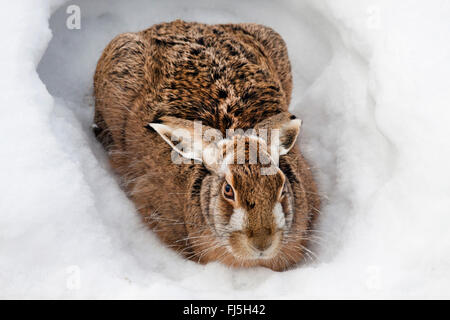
[94,20,319,271]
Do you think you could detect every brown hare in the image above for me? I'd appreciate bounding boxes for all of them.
[93,20,320,271]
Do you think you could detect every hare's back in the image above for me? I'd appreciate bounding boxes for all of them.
[93,20,292,147]
[142,21,292,133]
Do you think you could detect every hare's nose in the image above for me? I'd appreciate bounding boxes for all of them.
[252,238,272,252]
[249,229,273,252]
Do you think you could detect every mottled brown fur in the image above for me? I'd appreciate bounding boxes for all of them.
[93,20,319,271]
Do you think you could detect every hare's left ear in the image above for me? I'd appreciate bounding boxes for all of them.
[278,117,302,155]
[255,112,302,156]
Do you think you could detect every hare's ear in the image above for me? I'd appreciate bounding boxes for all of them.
[148,116,223,165]
[255,112,302,156]
[148,117,203,161]
[278,118,302,155]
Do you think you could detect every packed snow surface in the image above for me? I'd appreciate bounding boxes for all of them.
[1,0,450,298]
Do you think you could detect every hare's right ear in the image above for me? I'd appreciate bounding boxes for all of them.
[148,119,202,161]
[148,116,224,168]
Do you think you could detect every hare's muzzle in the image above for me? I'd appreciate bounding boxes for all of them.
[249,226,273,249]
[246,228,281,259]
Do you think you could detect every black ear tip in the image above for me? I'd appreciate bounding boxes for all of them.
[144,124,155,132]
[92,123,102,136]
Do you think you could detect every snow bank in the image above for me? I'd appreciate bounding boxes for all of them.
[1,0,449,298]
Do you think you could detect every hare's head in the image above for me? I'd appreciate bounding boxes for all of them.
[149,112,302,261]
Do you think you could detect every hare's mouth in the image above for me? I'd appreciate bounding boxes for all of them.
[227,231,282,261]
[230,245,279,261]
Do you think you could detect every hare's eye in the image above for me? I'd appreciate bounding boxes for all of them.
[280,182,288,199]
[223,183,235,200]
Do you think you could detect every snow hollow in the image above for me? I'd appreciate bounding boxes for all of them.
[1,0,449,298]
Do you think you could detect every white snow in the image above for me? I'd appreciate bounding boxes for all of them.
[1,0,450,298]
